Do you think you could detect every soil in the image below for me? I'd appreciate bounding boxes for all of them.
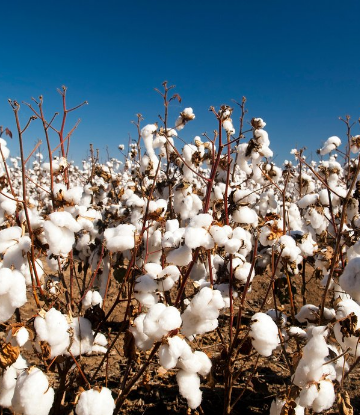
[1,261,360,415]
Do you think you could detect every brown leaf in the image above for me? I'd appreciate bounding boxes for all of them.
[0,342,20,369]
[170,93,182,103]
[339,313,358,341]
[40,341,52,360]
[337,391,353,415]
[5,128,12,139]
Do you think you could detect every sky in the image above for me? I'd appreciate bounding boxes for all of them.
[1,0,360,166]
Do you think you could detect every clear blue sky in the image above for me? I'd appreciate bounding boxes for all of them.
[1,0,360,165]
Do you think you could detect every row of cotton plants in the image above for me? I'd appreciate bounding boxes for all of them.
[0,85,360,415]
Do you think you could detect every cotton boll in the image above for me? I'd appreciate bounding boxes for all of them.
[43,220,78,256]
[176,370,202,409]
[209,225,232,246]
[298,194,319,209]
[184,226,214,250]
[75,387,115,415]
[249,312,280,357]
[232,206,258,226]
[34,308,70,358]
[311,380,335,413]
[334,299,360,356]
[0,226,23,253]
[157,265,180,291]
[67,317,94,356]
[104,224,136,252]
[166,244,192,266]
[298,384,319,409]
[158,306,182,332]
[193,351,212,376]
[319,136,341,155]
[0,356,28,408]
[159,344,179,369]
[0,268,27,323]
[295,304,319,324]
[12,367,54,415]
[129,314,154,351]
[339,257,360,302]
[224,238,241,254]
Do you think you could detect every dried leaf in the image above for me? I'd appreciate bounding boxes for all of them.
[337,391,353,415]
[340,313,358,341]
[5,127,12,139]
[0,342,20,369]
[170,93,182,103]
[40,341,52,360]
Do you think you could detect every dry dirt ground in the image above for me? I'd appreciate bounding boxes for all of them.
[1,262,360,415]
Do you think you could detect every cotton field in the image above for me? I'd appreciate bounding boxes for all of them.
[1,84,360,415]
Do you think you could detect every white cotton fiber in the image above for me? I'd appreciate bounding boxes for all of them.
[43,220,78,256]
[34,308,70,358]
[209,225,232,246]
[75,387,115,415]
[104,224,136,252]
[0,355,28,408]
[176,370,202,409]
[129,314,154,351]
[297,194,319,209]
[67,317,94,356]
[12,367,54,415]
[339,257,360,302]
[166,244,192,266]
[249,312,279,357]
[0,268,27,323]
[143,304,181,341]
[232,206,258,226]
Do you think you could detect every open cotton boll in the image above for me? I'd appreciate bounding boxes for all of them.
[232,206,258,226]
[334,299,360,356]
[184,226,214,249]
[43,221,77,256]
[6,326,29,347]
[129,314,154,351]
[176,370,202,409]
[166,244,192,266]
[231,254,254,284]
[34,308,70,358]
[104,223,136,252]
[0,268,27,323]
[0,355,28,408]
[157,265,180,291]
[249,313,280,357]
[49,211,82,232]
[67,317,94,356]
[319,136,341,155]
[75,387,115,415]
[181,288,225,337]
[297,194,319,209]
[82,290,103,310]
[143,304,182,341]
[209,225,232,247]
[12,367,54,415]
[92,332,108,354]
[339,257,360,302]
[0,226,23,253]
[63,185,84,205]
